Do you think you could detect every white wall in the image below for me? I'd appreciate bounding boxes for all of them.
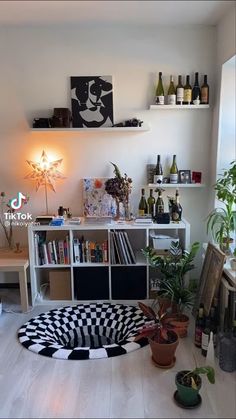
[0,23,216,279]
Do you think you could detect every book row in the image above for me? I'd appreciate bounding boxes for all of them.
[73,237,108,263]
[34,234,70,265]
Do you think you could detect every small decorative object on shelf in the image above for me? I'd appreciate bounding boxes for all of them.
[178,170,191,184]
[192,171,202,183]
[51,108,72,128]
[105,162,132,221]
[113,118,143,127]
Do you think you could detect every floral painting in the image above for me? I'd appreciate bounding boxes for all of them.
[83,178,116,217]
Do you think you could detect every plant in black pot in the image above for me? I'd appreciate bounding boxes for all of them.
[174,365,215,408]
[135,302,179,368]
[143,241,200,337]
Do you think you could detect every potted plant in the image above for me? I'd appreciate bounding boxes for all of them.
[207,160,236,254]
[135,302,179,368]
[143,241,200,337]
[174,365,215,408]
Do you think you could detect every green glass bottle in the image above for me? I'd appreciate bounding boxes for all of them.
[169,155,178,184]
[155,72,165,105]
[155,189,164,214]
[176,75,184,105]
[184,75,192,104]
[167,75,176,105]
[138,188,148,216]
[147,189,155,218]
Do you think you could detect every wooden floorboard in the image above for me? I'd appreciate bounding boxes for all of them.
[0,291,235,418]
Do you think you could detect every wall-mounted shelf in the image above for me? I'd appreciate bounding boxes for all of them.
[149,105,209,110]
[31,124,150,132]
[148,183,205,188]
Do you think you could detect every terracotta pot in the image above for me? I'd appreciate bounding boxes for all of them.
[149,330,179,368]
[163,314,190,338]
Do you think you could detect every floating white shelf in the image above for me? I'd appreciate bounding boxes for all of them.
[148,183,205,188]
[149,105,209,110]
[31,125,150,132]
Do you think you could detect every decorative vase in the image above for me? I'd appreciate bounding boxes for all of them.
[123,198,131,221]
[114,198,120,221]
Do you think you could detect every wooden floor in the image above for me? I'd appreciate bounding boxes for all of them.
[0,290,235,418]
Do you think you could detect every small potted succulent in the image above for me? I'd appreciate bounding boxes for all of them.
[174,365,215,408]
[143,241,200,337]
[135,302,179,368]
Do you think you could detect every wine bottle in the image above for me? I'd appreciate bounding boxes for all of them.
[210,306,217,348]
[170,189,182,221]
[147,189,155,219]
[155,72,165,105]
[194,304,205,348]
[201,317,211,357]
[176,75,184,105]
[192,72,201,103]
[154,154,163,183]
[169,154,178,184]
[167,75,176,105]
[183,75,192,105]
[155,189,164,214]
[138,188,148,216]
[201,74,209,104]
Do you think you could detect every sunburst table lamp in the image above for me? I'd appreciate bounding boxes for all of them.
[25,150,65,215]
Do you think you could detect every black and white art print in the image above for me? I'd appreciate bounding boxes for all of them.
[71,76,114,128]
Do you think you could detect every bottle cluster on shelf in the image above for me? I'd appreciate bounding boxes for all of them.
[149,154,201,185]
[155,72,209,105]
[194,301,236,372]
[138,187,182,222]
[34,233,70,265]
[73,236,108,264]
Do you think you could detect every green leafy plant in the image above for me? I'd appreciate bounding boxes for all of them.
[178,366,215,389]
[207,160,236,252]
[143,241,200,312]
[134,302,177,344]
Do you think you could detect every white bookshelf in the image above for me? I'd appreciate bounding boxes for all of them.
[28,219,190,305]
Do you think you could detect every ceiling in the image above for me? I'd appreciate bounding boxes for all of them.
[0,1,234,26]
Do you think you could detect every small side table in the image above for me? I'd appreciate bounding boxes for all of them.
[0,248,29,313]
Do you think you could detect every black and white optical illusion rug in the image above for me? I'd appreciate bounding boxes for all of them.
[18,303,149,360]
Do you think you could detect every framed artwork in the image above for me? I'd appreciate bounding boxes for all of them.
[194,243,225,316]
[71,76,114,128]
[178,170,191,184]
[192,171,202,183]
[82,178,116,217]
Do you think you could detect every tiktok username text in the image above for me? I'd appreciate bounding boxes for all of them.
[4,212,40,227]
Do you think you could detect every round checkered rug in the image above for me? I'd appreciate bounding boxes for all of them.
[18,303,148,359]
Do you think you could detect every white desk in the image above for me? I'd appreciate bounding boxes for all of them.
[0,249,29,312]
